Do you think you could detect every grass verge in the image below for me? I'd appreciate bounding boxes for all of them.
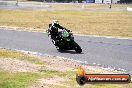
[0,49,44,65]
[0,48,132,88]
[0,70,40,88]
[0,6,132,37]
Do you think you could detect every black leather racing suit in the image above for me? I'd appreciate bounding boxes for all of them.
[49,24,64,41]
[48,24,70,46]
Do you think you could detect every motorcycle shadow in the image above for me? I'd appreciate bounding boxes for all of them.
[57,49,84,54]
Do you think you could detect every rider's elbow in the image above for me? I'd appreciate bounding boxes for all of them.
[49,24,52,28]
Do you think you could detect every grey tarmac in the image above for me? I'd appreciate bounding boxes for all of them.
[0,29,132,74]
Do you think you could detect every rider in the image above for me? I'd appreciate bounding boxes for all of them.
[49,20,64,38]
[48,20,70,45]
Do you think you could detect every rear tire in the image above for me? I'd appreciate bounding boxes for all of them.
[58,47,64,51]
[73,42,82,53]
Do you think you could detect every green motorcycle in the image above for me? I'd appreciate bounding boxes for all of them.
[48,29,82,53]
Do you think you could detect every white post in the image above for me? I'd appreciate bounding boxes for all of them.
[82,5,84,9]
[127,7,132,11]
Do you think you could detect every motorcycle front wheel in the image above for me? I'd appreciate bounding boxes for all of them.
[73,42,82,53]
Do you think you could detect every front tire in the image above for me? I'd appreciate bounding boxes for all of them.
[73,42,82,53]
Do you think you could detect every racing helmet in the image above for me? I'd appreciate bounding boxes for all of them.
[52,20,60,28]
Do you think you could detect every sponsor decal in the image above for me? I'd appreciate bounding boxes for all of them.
[76,66,131,85]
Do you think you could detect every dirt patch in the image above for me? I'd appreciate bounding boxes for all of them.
[0,58,42,72]
[29,76,70,88]
[40,56,80,72]
[29,55,123,88]
[37,55,121,74]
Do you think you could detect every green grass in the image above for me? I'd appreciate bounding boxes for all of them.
[0,69,68,88]
[39,69,65,78]
[0,49,44,65]
[0,70,40,88]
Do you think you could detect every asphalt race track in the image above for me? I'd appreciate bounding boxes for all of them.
[0,29,132,74]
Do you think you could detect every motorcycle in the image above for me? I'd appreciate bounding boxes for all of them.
[47,28,82,53]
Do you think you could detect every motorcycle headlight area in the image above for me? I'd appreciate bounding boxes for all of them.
[62,31,69,38]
